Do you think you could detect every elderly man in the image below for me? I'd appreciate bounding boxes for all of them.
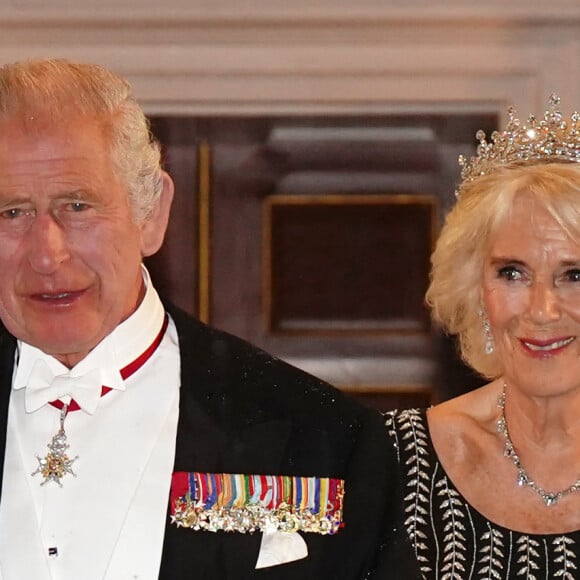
[0,59,392,579]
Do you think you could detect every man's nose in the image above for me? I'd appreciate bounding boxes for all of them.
[26,214,70,274]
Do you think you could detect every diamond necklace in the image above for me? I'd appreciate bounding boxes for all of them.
[497,382,580,507]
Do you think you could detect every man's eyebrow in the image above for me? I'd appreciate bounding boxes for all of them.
[0,195,33,208]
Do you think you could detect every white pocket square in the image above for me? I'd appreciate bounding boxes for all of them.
[255,531,308,569]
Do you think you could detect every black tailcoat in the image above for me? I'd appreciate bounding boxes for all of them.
[0,304,396,579]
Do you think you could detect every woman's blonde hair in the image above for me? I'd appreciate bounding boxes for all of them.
[426,162,580,378]
[0,58,163,223]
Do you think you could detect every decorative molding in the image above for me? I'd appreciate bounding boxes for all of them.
[263,194,436,335]
[0,4,578,118]
[285,354,435,388]
[197,142,212,324]
[4,1,580,24]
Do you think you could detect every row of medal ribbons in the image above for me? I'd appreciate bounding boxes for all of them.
[170,472,345,535]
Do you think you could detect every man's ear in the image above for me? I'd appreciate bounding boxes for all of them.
[140,171,175,257]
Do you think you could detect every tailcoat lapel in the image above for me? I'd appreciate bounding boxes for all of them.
[160,306,293,579]
[0,327,15,503]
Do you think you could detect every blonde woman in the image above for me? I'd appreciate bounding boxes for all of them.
[375,97,580,578]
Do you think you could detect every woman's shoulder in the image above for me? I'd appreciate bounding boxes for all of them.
[383,384,501,476]
[429,381,499,429]
[384,383,500,440]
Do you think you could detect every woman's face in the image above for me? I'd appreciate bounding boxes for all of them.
[482,193,580,397]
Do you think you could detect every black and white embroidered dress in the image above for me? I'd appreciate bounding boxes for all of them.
[376,409,580,580]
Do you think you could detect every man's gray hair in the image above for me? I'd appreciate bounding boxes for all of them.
[0,58,163,223]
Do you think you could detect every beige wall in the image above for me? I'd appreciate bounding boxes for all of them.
[1,1,580,119]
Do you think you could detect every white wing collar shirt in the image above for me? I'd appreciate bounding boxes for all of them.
[0,267,181,580]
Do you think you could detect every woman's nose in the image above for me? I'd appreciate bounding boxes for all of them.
[527,280,561,324]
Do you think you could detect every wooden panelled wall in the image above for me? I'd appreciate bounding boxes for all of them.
[146,115,494,411]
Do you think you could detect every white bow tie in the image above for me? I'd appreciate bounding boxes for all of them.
[25,359,104,414]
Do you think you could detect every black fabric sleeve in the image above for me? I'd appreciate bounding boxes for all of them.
[366,416,420,580]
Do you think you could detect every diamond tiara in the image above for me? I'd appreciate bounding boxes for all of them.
[456,94,580,197]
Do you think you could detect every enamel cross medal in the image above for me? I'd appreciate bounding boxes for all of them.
[32,403,78,486]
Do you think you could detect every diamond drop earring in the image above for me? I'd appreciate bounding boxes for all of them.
[479,309,494,355]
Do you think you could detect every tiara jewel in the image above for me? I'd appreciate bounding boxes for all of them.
[456,94,580,197]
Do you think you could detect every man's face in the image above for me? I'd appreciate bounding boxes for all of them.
[0,116,166,367]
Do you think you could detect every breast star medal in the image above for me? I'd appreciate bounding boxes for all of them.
[32,404,78,486]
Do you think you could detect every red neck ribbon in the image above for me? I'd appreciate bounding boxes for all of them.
[49,314,169,412]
